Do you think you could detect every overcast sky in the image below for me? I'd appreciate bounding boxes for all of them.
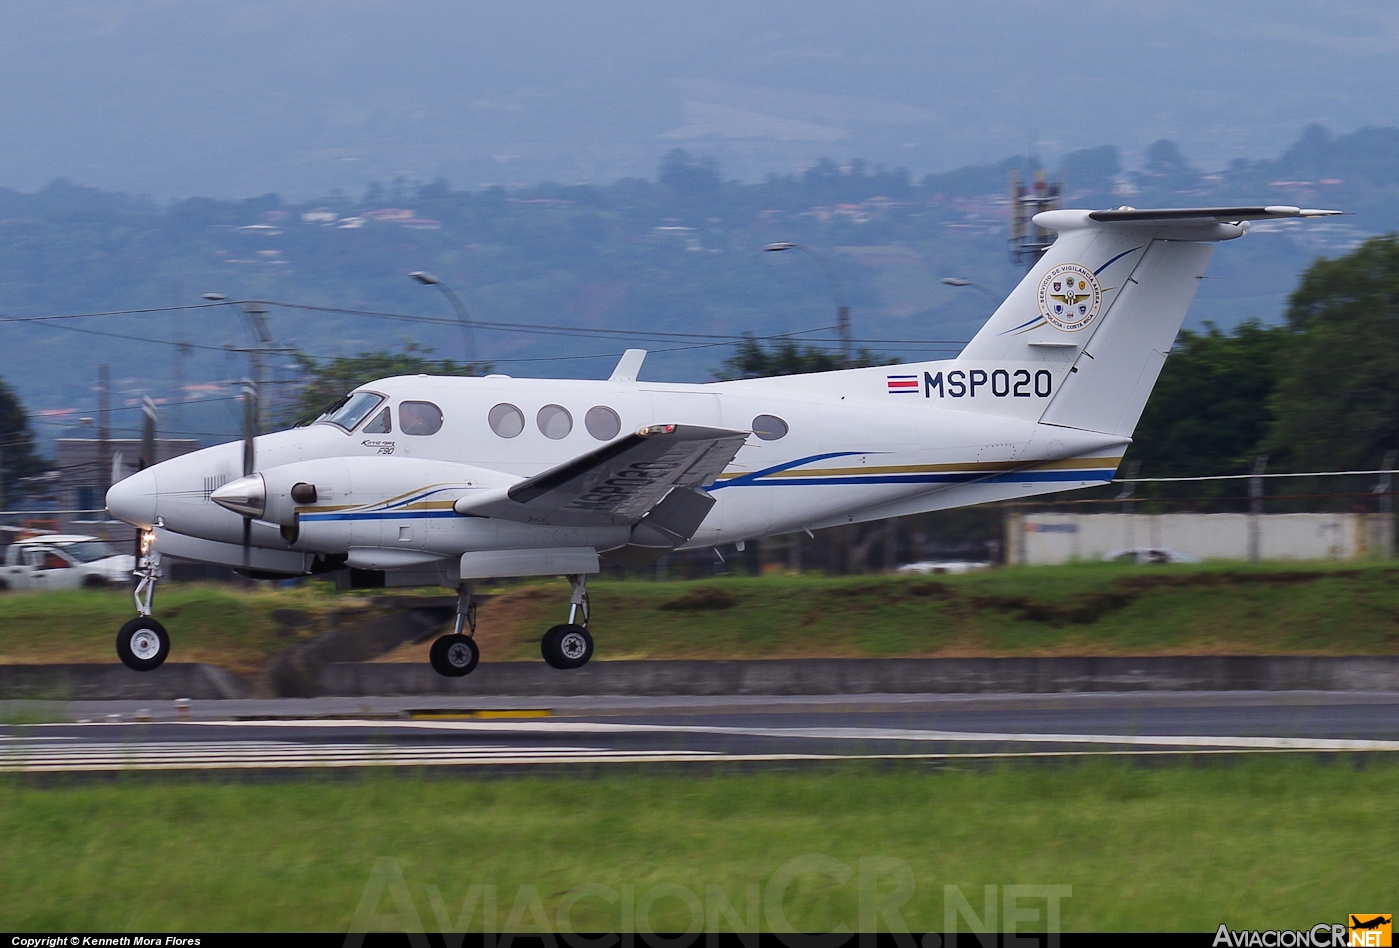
[2,0,1397,198]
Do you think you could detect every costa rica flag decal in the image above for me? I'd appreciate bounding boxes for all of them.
[886,374,919,394]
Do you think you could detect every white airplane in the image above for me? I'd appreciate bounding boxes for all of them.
[105,205,1338,676]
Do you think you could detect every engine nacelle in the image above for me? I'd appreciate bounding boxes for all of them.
[211,456,518,552]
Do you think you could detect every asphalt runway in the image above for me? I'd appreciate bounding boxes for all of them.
[3,691,1398,772]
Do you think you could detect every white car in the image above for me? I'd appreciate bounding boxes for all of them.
[0,535,135,591]
[1102,548,1201,565]
[895,560,992,575]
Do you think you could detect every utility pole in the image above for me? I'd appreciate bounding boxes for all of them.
[97,362,111,508]
[1376,450,1396,558]
[1248,456,1268,563]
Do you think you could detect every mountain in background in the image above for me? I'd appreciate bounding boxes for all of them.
[0,123,1391,451]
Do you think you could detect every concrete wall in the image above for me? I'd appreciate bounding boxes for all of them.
[1007,511,1396,565]
[5,657,1399,700]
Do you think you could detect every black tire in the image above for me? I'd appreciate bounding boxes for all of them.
[541,623,593,670]
[116,616,170,672]
[429,634,479,678]
[83,574,108,589]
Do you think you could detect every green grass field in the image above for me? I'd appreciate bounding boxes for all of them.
[0,757,1391,932]
[3,560,1399,670]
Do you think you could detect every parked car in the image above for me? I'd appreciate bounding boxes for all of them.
[1101,548,1201,565]
[895,560,992,575]
[0,535,134,591]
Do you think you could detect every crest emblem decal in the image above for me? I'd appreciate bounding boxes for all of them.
[1036,263,1103,332]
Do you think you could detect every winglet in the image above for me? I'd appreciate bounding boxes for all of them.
[609,349,647,382]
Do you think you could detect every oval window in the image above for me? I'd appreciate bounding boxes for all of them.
[752,414,788,441]
[399,401,443,436]
[488,403,525,438]
[537,404,573,440]
[585,405,621,441]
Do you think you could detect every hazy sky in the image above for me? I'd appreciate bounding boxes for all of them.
[2,0,1397,198]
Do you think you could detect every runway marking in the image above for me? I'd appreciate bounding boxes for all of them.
[178,718,1399,753]
[0,737,1384,772]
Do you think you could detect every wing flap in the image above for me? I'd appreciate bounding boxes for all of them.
[1086,205,1341,224]
[455,424,748,525]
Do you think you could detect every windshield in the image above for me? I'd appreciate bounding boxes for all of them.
[60,540,120,563]
[317,391,385,432]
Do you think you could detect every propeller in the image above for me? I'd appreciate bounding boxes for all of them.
[139,396,157,471]
[240,378,256,569]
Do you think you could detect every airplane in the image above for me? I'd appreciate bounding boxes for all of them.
[105,204,1339,676]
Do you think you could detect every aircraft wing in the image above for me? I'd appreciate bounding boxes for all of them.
[453,423,749,526]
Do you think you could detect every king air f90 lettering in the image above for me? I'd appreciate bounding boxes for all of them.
[105,205,1341,677]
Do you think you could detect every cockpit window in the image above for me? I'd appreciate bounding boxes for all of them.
[362,406,392,434]
[318,391,385,431]
[400,400,443,436]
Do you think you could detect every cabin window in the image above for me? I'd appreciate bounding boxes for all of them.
[321,391,384,432]
[361,406,392,434]
[585,406,621,440]
[488,403,525,438]
[537,404,573,440]
[399,400,444,436]
[752,414,789,441]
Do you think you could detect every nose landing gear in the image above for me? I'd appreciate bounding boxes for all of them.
[541,574,595,670]
[429,583,480,677]
[117,533,169,671]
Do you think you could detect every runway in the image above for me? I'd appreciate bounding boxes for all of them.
[3,691,1398,772]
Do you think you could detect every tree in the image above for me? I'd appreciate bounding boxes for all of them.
[0,375,46,501]
[286,346,487,425]
[1126,321,1289,477]
[1265,234,1399,470]
[714,334,887,380]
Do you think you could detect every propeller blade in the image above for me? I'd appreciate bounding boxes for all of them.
[240,378,257,569]
[140,396,157,471]
[241,379,257,477]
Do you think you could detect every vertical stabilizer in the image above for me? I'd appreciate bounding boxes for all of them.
[958,208,1335,438]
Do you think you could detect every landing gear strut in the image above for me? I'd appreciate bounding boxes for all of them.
[117,531,169,671]
[429,583,480,677]
[541,574,594,670]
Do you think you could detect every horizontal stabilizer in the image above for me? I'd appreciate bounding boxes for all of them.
[454,423,748,526]
[1086,205,1341,224]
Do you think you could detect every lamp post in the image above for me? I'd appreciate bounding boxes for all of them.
[764,242,850,366]
[410,271,477,365]
[203,293,281,433]
[940,277,1000,303]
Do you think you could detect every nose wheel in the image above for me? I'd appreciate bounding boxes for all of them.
[117,535,168,672]
[117,616,170,671]
[541,574,595,669]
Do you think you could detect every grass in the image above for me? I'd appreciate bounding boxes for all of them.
[4,560,1399,670]
[383,559,1399,663]
[0,583,419,674]
[0,757,1392,931]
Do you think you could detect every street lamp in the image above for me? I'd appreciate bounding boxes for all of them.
[940,277,1000,302]
[764,242,851,366]
[410,271,477,365]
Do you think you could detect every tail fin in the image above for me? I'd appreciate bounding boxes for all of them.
[961,206,1338,438]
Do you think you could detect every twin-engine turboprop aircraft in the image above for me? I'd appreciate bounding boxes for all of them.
[105,205,1339,676]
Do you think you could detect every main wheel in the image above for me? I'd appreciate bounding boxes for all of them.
[429,634,479,678]
[541,623,594,670]
[116,617,170,672]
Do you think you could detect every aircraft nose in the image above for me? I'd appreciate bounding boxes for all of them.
[106,468,158,529]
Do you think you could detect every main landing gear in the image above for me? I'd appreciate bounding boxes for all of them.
[541,574,594,670]
[429,583,480,677]
[426,574,596,678]
[117,533,170,671]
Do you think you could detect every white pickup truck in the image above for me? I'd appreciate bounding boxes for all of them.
[0,535,135,591]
